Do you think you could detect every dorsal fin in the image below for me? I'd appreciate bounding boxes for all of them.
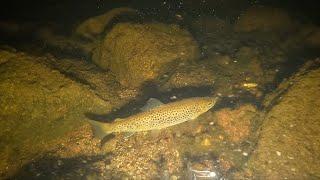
[140,98,164,111]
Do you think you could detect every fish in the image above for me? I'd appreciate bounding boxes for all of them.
[87,96,219,140]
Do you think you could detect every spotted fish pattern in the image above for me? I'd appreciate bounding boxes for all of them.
[87,97,218,140]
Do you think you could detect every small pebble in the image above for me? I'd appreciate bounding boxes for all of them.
[170,175,178,180]
[57,160,63,166]
[287,156,294,160]
[209,171,217,177]
[242,152,248,156]
[276,151,281,156]
[201,138,212,146]
[170,96,177,100]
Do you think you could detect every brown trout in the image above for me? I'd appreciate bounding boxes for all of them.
[87,96,218,140]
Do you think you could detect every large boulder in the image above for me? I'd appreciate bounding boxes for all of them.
[0,50,111,178]
[247,60,320,179]
[234,6,294,32]
[93,23,200,87]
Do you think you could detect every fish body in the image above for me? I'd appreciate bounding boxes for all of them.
[88,97,218,140]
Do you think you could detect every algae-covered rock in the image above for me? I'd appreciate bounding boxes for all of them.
[247,61,320,179]
[234,6,294,32]
[93,22,200,87]
[0,50,111,178]
[161,62,216,89]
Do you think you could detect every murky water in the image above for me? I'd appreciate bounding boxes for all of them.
[0,0,320,179]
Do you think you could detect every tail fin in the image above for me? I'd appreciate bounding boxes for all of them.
[87,120,112,141]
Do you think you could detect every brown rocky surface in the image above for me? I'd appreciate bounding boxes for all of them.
[214,104,257,143]
[0,49,110,178]
[247,60,320,179]
[161,62,216,90]
[93,22,199,87]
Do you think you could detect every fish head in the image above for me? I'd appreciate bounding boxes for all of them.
[196,96,219,112]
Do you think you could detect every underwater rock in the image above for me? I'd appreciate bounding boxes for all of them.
[215,55,232,67]
[210,49,273,97]
[218,155,234,174]
[234,47,264,77]
[161,62,216,90]
[0,50,110,178]
[234,6,295,32]
[214,104,257,143]
[108,133,183,179]
[74,7,137,41]
[93,22,199,87]
[247,60,320,179]
[40,54,134,107]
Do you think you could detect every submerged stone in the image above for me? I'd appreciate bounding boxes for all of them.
[247,60,320,179]
[93,22,199,87]
[0,50,110,178]
[214,104,257,143]
[161,62,216,90]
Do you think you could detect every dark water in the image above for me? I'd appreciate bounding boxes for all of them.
[0,0,320,179]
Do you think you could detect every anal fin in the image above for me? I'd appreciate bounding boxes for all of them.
[123,132,135,139]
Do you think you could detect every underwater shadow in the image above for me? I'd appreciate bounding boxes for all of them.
[10,153,126,179]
